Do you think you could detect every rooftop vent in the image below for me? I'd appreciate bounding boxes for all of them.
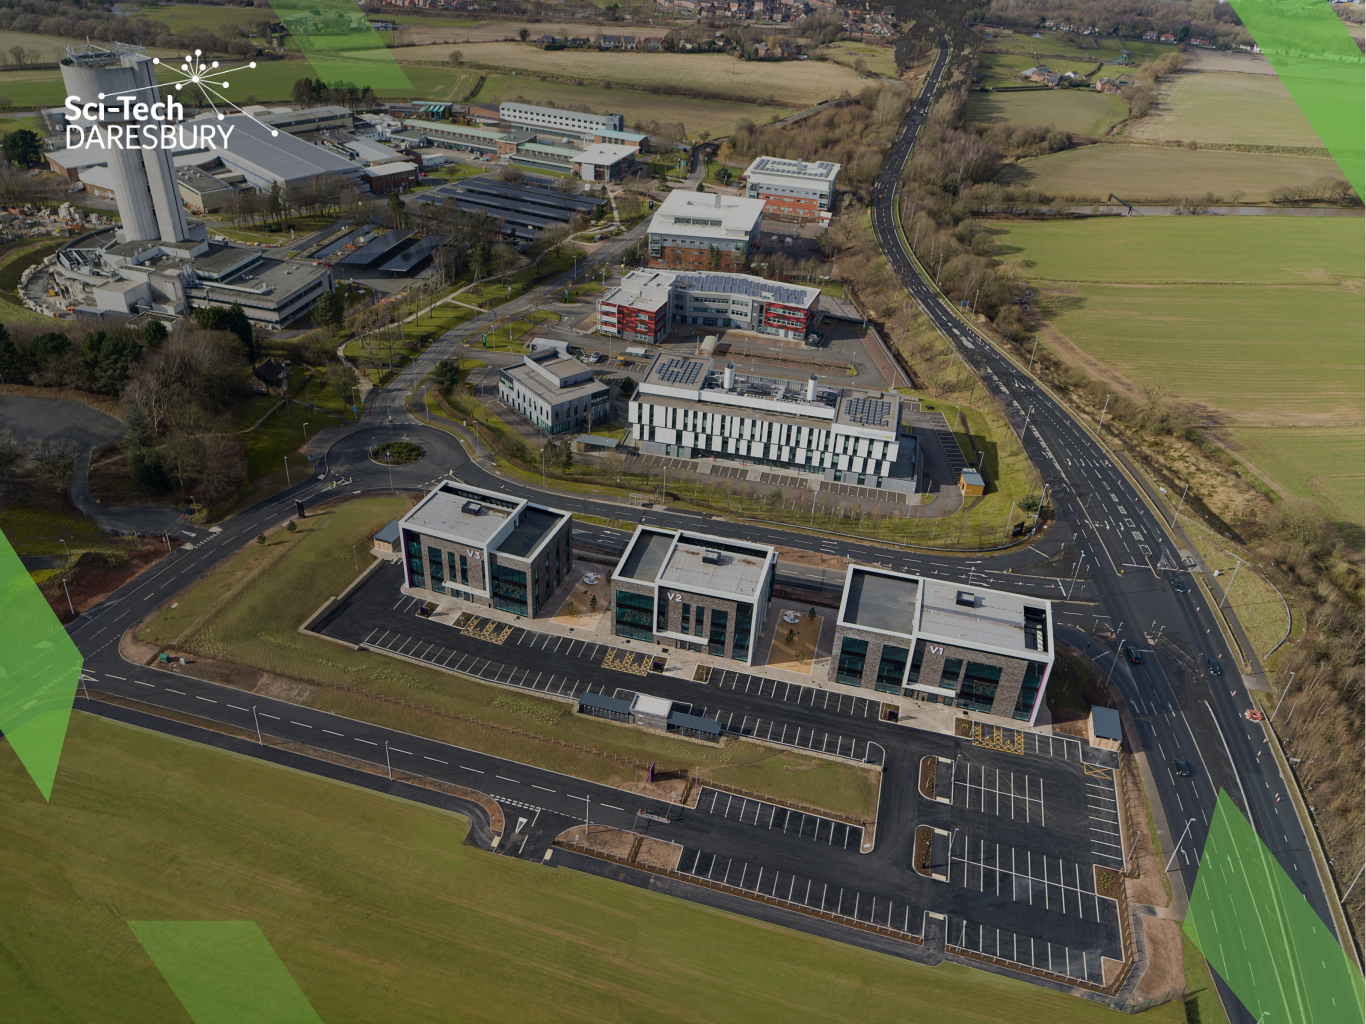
[702,549,724,565]
[955,591,976,608]
[462,500,484,515]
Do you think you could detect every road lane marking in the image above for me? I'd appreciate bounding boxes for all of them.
[532,785,555,793]
[390,747,412,755]
[425,756,448,764]
[290,721,311,728]
[106,673,125,680]
[166,688,185,695]
[135,681,155,687]
[461,766,484,773]
[497,775,520,783]
[195,696,216,703]
[259,713,279,719]
[322,729,344,736]
[600,803,624,811]
[355,738,377,745]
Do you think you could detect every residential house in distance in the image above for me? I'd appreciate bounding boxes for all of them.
[250,357,290,396]
[1094,78,1124,95]
[828,565,1054,725]
[609,525,776,664]
[398,482,574,617]
[646,189,765,271]
[497,350,613,436]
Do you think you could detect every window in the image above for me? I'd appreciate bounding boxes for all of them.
[1014,661,1046,721]
[939,657,963,690]
[490,561,528,615]
[615,590,654,641]
[958,661,1002,713]
[732,603,753,661]
[681,602,690,633]
[447,551,458,581]
[875,645,908,694]
[459,552,469,585]
[407,557,425,589]
[708,609,728,657]
[428,546,444,585]
[836,638,868,686]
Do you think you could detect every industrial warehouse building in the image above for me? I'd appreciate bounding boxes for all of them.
[498,350,613,436]
[629,354,917,488]
[398,482,574,618]
[742,156,840,220]
[829,566,1054,725]
[597,269,820,343]
[418,177,606,241]
[610,526,776,665]
[646,190,765,271]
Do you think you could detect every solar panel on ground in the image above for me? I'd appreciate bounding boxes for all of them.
[337,230,414,267]
[460,178,604,213]
[377,234,449,274]
[435,193,559,231]
[315,225,374,259]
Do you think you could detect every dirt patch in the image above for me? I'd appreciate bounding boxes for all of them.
[919,755,937,799]
[913,824,934,875]
[1132,917,1187,1004]
[41,544,179,624]
[556,824,683,871]
[765,609,821,674]
[254,674,321,704]
[772,544,851,571]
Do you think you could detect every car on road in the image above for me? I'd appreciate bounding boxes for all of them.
[1172,758,1193,777]
[1207,659,1223,676]
[1172,578,1189,594]
[1125,646,1143,665]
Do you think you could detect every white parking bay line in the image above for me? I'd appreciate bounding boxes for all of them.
[322,729,344,736]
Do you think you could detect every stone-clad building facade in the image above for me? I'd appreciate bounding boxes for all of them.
[827,566,1054,725]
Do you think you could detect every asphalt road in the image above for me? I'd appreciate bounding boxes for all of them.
[866,39,1337,1022]
[56,56,1340,1011]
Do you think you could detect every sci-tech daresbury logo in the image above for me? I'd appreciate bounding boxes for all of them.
[64,50,276,153]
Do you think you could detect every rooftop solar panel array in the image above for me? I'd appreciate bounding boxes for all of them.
[674,272,811,306]
[656,358,704,386]
[460,177,605,212]
[750,157,839,180]
[314,224,373,259]
[842,397,892,427]
[338,229,413,267]
[377,234,448,274]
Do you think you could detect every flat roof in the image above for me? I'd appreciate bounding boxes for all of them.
[575,143,637,164]
[918,578,1046,653]
[619,529,675,582]
[503,362,606,407]
[361,161,417,177]
[1091,706,1122,741]
[631,692,673,718]
[403,488,513,547]
[498,506,565,559]
[406,118,507,140]
[648,189,765,242]
[658,535,771,599]
[843,568,918,634]
[216,114,362,184]
[744,155,841,186]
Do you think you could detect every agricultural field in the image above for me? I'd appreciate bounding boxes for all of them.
[137,3,273,34]
[1128,70,1323,148]
[996,143,1345,202]
[983,30,1176,63]
[988,217,1365,525]
[402,42,870,107]
[817,40,899,77]
[468,72,790,138]
[966,88,1127,136]
[0,712,1182,1024]
[0,30,177,67]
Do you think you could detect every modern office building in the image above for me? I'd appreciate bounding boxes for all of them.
[498,351,613,436]
[570,143,638,182]
[646,190,766,271]
[610,526,776,664]
[359,161,418,193]
[742,156,840,219]
[597,268,819,343]
[398,482,574,618]
[828,566,1054,725]
[499,102,624,137]
[629,354,915,487]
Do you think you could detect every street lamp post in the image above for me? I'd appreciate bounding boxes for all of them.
[1068,553,1085,599]
[1096,394,1111,436]
[1164,818,1198,872]
[1171,482,1189,527]
[252,706,263,745]
[302,422,311,444]
[58,538,71,567]
[1027,335,1039,374]
[384,740,393,780]
[1271,671,1297,721]
[351,544,358,573]
[386,450,394,493]
[1219,558,1242,610]
[283,456,291,487]
[61,577,74,617]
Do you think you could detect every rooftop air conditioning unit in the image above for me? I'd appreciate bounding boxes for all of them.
[956,591,976,608]
[462,501,484,515]
[702,549,723,565]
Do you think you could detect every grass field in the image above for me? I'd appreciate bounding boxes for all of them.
[966,88,1128,136]
[1128,71,1323,148]
[997,143,1346,201]
[817,41,899,77]
[147,495,881,816]
[0,711,1187,1023]
[977,51,1100,88]
[138,3,272,33]
[412,42,870,107]
[1178,514,1291,660]
[987,217,1365,524]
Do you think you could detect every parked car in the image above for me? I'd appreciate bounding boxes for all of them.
[1207,659,1223,677]
[1125,646,1143,665]
[1172,758,1193,777]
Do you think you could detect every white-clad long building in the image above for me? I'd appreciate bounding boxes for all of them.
[597,268,820,344]
[499,102,624,136]
[646,189,765,272]
[629,354,917,488]
[743,156,840,218]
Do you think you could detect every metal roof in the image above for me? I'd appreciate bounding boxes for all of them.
[215,114,362,185]
[667,709,722,735]
[337,230,413,267]
[377,234,447,274]
[315,225,374,259]
[1091,706,1122,741]
[744,156,841,183]
[672,271,817,307]
[579,691,632,715]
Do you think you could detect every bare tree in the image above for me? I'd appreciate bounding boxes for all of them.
[29,437,82,489]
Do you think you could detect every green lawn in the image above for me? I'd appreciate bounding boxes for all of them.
[817,41,899,77]
[0,711,1183,1023]
[153,494,881,816]
[243,401,343,480]
[1128,70,1323,148]
[988,217,1365,525]
[977,51,1100,88]
[0,504,113,557]
[966,88,1128,136]
[996,143,1345,202]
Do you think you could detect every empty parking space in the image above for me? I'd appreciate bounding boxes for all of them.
[949,832,1120,931]
[710,669,882,721]
[698,787,864,849]
[953,762,1045,824]
[946,915,1109,986]
[1084,765,1124,866]
[676,847,919,935]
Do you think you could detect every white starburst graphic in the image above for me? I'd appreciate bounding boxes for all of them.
[138,49,280,136]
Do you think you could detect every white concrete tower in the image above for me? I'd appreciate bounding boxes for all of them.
[60,44,188,243]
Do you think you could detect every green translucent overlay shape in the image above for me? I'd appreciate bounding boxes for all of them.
[1227,0,1365,197]
[129,921,324,1024]
[0,528,83,801]
[1184,791,1365,1023]
[268,0,412,91]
